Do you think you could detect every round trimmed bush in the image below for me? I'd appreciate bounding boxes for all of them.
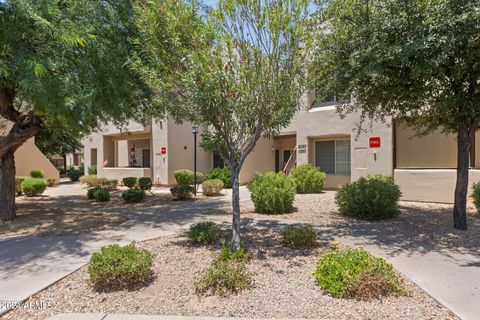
[93,188,110,202]
[138,177,153,191]
[187,221,221,244]
[68,169,83,182]
[282,225,317,248]
[290,164,326,193]
[87,187,101,200]
[202,179,224,196]
[174,169,194,185]
[122,177,138,189]
[205,167,232,188]
[247,172,296,214]
[122,189,146,203]
[21,178,48,197]
[88,243,153,289]
[314,246,405,300]
[335,175,401,220]
[170,184,195,199]
[30,169,45,179]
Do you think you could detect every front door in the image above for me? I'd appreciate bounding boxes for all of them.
[142,149,151,168]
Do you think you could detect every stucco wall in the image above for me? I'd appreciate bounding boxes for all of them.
[151,119,169,185]
[395,168,480,203]
[239,137,276,184]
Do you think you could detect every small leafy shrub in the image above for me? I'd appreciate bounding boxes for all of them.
[187,221,221,244]
[122,189,146,203]
[57,166,66,174]
[88,243,153,289]
[21,178,48,197]
[202,179,224,196]
[192,172,204,184]
[30,169,44,179]
[80,175,98,187]
[87,187,101,200]
[93,188,110,202]
[88,165,97,175]
[174,169,194,185]
[313,246,405,300]
[138,177,152,191]
[472,182,480,213]
[282,225,317,248]
[206,167,232,188]
[122,177,138,189]
[103,179,118,191]
[47,178,57,187]
[335,175,401,220]
[67,164,75,172]
[15,176,28,195]
[68,169,83,182]
[170,184,195,199]
[194,246,253,296]
[218,243,250,262]
[290,164,326,193]
[248,172,296,214]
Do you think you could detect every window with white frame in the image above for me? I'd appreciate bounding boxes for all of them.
[315,140,351,175]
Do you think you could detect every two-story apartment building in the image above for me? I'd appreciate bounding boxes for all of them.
[83,94,480,204]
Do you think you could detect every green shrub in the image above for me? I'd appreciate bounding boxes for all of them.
[202,179,224,196]
[21,178,48,197]
[170,184,195,199]
[187,221,221,244]
[313,246,405,300]
[87,187,101,200]
[248,172,296,214]
[93,188,110,202]
[472,182,480,213]
[290,164,326,193]
[282,225,317,248]
[103,179,118,191]
[206,167,232,188]
[80,175,98,187]
[192,172,204,184]
[122,189,146,203]
[138,177,153,191]
[88,243,153,289]
[30,169,45,179]
[174,169,194,185]
[88,165,97,175]
[194,246,253,296]
[335,175,401,220]
[15,176,28,195]
[47,178,57,187]
[68,169,83,182]
[67,164,75,172]
[122,177,138,189]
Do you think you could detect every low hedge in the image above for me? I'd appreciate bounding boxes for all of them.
[202,179,224,196]
[170,184,195,200]
[314,245,405,300]
[335,175,401,220]
[282,225,317,248]
[93,188,110,202]
[122,189,146,203]
[138,177,153,191]
[15,176,28,195]
[21,178,48,197]
[68,169,83,182]
[88,244,153,289]
[290,164,326,193]
[174,169,194,185]
[248,172,296,214]
[472,182,480,213]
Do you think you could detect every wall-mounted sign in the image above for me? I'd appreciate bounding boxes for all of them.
[369,137,381,148]
[161,147,167,155]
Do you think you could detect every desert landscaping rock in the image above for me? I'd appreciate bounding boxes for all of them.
[2,230,456,320]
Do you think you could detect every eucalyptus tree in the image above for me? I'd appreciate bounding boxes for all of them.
[134,0,312,250]
[315,0,480,229]
[0,0,151,220]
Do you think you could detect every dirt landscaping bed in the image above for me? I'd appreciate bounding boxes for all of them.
[2,229,456,320]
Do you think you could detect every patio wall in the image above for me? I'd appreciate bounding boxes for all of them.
[101,167,152,181]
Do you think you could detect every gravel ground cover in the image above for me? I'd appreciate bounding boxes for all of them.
[2,229,456,320]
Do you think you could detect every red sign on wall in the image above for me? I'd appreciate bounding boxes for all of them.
[161,147,167,154]
[369,137,381,148]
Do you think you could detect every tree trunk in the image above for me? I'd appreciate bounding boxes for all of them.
[453,127,470,230]
[0,150,16,221]
[230,164,241,251]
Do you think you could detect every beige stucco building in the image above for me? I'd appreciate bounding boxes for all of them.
[0,120,60,181]
[83,93,479,204]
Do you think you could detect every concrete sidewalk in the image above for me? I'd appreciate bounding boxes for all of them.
[48,315,302,320]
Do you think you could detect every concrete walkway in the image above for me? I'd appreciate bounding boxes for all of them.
[1,183,479,320]
[48,315,301,320]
